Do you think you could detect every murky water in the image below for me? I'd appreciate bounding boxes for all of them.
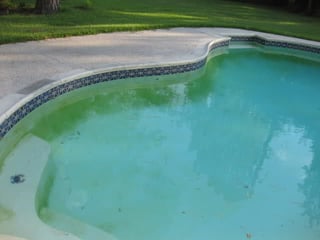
[26,48,320,239]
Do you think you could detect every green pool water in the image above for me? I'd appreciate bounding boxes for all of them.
[7,47,320,239]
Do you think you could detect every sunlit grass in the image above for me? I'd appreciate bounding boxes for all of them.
[0,0,319,44]
[110,11,208,21]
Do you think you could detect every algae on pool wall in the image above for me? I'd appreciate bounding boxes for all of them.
[35,160,56,216]
[0,205,14,222]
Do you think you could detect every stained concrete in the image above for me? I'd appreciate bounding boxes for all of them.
[0,27,319,113]
[0,28,218,99]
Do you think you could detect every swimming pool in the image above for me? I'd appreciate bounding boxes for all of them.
[0,33,320,240]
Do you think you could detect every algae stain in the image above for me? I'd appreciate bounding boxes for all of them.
[39,208,86,237]
[35,162,56,215]
[0,158,4,174]
[0,205,15,222]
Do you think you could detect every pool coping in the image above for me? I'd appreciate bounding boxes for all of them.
[0,28,320,140]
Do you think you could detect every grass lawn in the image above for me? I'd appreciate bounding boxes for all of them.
[0,0,320,44]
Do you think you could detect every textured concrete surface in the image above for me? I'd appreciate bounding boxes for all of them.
[0,28,319,112]
[0,28,218,98]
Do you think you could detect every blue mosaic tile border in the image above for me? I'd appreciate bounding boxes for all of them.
[209,40,230,52]
[231,36,320,54]
[0,40,230,139]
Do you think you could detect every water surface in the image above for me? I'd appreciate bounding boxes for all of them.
[31,48,320,239]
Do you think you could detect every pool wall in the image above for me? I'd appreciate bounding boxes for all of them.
[231,36,320,53]
[0,38,229,140]
[0,33,319,141]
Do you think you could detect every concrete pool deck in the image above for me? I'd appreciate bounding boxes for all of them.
[1,27,320,116]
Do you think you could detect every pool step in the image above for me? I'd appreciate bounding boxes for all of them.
[0,135,87,240]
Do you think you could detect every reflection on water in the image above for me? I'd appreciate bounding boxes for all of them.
[300,145,320,227]
[30,49,320,239]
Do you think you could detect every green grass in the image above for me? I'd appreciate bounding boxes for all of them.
[0,0,320,44]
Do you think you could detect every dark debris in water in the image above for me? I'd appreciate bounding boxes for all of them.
[10,174,25,184]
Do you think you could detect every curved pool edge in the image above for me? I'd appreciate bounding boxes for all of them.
[1,30,320,141]
[0,134,118,240]
[0,135,76,240]
[0,37,230,140]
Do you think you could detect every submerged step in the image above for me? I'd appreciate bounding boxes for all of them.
[0,135,80,240]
